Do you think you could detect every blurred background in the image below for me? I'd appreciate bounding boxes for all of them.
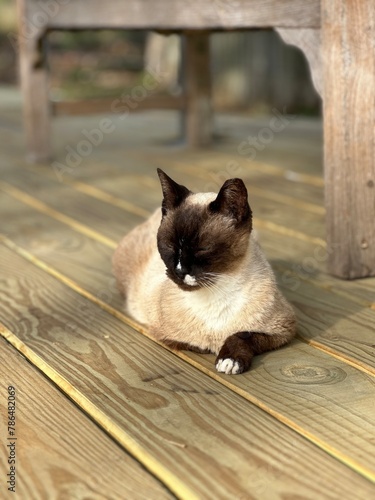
[0,0,320,116]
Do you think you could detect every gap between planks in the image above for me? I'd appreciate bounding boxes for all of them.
[161,161,326,214]
[1,235,375,485]
[2,227,373,380]
[132,153,326,188]
[0,178,372,313]
[0,180,374,373]
[0,321,196,500]
[34,174,375,308]
[5,164,327,245]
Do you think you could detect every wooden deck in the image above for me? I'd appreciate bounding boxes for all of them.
[0,87,374,499]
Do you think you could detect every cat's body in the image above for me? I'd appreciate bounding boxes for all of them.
[113,170,296,374]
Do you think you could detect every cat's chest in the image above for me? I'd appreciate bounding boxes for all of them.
[180,280,246,331]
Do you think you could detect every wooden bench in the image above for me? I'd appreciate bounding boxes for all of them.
[16,0,375,280]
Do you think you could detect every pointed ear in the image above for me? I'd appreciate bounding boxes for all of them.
[209,178,252,225]
[157,168,191,215]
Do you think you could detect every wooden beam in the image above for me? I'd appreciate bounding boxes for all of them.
[322,0,375,278]
[182,32,213,147]
[276,28,322,96]
[17,0,51,162]
[20,0,320,30]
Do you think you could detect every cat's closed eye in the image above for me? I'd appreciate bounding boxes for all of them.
[195,247,211,257]
[196,247,210,253]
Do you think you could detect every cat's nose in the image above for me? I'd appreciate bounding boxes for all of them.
[175,265,187,279]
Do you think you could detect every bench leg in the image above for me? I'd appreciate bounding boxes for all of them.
[181,32,213,147]
[17,19,51,162]
[322,0,375,278]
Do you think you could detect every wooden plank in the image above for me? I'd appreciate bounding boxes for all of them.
[1,174,374,374]
[0,191,123,310]
[322,0,375,278]
[53,95,186,117]
[183,149,324,184]
[0,146,369,293]
[21,0,321,30]
[257,231,375,309]
[169,160,325,208]
[279,280,375,371]
[276,28,322,96]
[54,117,322,184]
[136,160,372,305]
[109,154,369,306]
[0,173,144,243]
[1,164,325,241]
[78,156,325,208]
[0,339,174,499]
[182,32,213,146]
[1,204,371,480]
[2,248,374,497]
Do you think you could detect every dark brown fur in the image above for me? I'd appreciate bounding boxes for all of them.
[157,170,252,290]
[216,328,294,374]
[113,169,296,375]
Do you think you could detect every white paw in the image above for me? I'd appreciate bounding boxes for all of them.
[216,358,241,375]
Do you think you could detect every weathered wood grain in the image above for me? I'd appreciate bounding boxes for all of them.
[74,158,325,218]
[9,154,367,306]
[258,232,375,308]
[1,225,375,483]
[0,134,371,298]
[20,0,321,30]
[182,33,213,147]
[130,118,323,177]
[61,148,372,308]
[0,338,174,499]
[276,28,322,96]
[280,282,375,370]
[2,247,374,497]
[0,95,371,490]
[1,174,374,374]
[322,0,375,278]
[0,172,143,243]
[1,162,325,241]
[0,190,123,310]
[59,121,322,186]
[171,161,325,209]
[16,0,51,162]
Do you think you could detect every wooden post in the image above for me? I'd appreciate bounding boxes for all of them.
[17,0,51,162]
[181,32,213,147]
[322,0,375,279]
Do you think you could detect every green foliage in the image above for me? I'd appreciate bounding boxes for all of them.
[0,0,17,32]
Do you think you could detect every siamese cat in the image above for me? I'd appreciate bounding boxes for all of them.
[113,169,296,374]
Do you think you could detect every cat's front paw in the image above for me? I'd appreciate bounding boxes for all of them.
[215,358,244,375]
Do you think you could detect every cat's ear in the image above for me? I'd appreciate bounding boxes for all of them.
[157,169,191,215]
[209,178,252,224]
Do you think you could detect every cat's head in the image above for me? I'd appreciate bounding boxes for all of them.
[156,169,252,291]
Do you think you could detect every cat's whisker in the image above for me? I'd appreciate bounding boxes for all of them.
[200,276,230,296]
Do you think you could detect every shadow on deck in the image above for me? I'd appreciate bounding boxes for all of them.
[0,87,374,499]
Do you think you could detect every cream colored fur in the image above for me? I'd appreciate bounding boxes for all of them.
[113,193,296,355]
